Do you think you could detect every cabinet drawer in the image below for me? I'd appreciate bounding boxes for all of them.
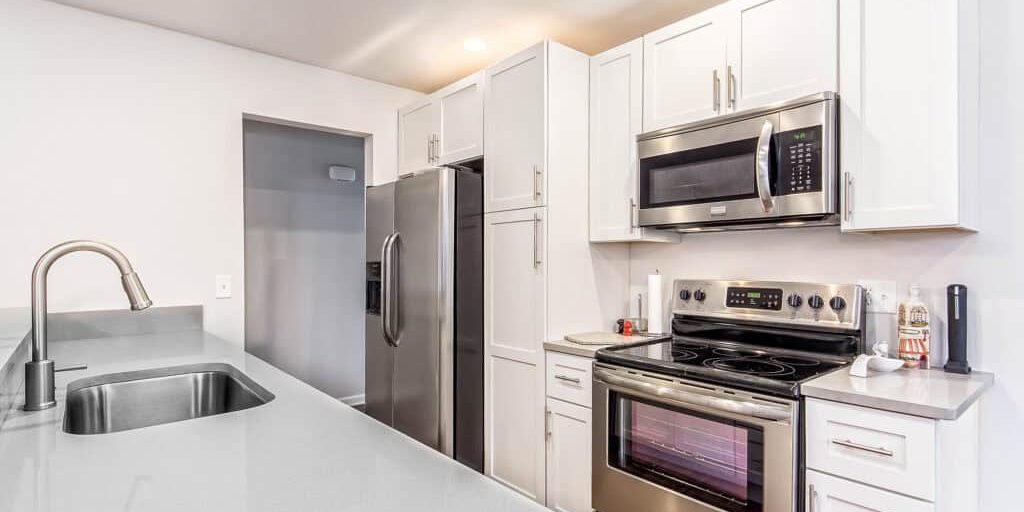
[806,398,936,501]
[806,469,934,512]
[545,351,592,408]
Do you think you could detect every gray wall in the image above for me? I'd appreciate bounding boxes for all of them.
[243,119,366,401]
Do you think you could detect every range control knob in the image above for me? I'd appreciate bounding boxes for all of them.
[678,289,691,301]
[829,296,847,311]
[786,294,803,308]
[807,295,825,309]
[693,289,707,302]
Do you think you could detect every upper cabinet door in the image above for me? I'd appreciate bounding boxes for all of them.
[643,8,728,132]
[726,0,838,111]
[437,71,484,165]
[590,39,678,243]
[485,43,547,212]
[398,98,437,175]
[591,40,643,241]
[839,0,975,231]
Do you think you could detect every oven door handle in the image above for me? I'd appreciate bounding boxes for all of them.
[755,119,775,213]
[594,368,791,421]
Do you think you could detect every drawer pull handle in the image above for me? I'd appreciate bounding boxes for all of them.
[831,438,894,457]
[554,374,581,385]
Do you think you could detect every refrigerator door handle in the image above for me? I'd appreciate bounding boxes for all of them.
[381,232,397,346]
[387,232,401,346]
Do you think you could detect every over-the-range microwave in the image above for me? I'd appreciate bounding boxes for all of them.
[637,92,838,232]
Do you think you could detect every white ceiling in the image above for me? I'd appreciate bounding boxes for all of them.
[51,0,723,92]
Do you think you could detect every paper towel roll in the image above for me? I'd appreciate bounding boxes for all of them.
[648,273,663,334]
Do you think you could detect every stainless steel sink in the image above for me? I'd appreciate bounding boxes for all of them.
[63,363,274,435]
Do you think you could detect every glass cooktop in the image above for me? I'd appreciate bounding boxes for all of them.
[596,336,849,397]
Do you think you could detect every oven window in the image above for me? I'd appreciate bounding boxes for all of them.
[639,138,762,208]
[608,391,765,512]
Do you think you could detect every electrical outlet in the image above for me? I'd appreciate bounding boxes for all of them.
[859,280,897,314]
[215,274,232,299]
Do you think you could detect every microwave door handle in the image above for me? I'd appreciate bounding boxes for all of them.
[755,120,775,212]
[594,368,791,421]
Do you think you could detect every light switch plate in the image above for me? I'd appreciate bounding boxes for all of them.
[858,280,897,314]
[215,274,232,299]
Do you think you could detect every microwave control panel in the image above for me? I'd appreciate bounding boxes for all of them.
[776,126,822,195]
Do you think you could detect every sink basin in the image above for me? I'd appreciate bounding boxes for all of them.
[63,363,274,435]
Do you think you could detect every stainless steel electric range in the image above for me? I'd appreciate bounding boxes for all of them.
[593,279,865,512]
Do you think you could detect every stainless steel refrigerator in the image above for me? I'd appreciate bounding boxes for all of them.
[365,165,484,471]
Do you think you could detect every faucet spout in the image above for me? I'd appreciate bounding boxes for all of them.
[24,240,151,411]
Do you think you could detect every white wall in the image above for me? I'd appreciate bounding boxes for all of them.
[628,0,1023,508]
[0,0,422,343]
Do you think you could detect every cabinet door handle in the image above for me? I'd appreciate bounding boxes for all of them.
[434,134,441,163]
[809,484,818,512]
[629,197,638,232]
[831,438,894,457]
[532,213,542,269]
[712,69,721,113]
[727,65,736,109]
[554,374,581,385]
[545,408,552,438]
[533,165,544,201]
[843,172,854,221]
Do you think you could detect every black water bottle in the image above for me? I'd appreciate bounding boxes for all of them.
[944,284,971,374]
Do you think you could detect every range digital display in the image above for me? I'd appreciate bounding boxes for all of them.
[726,287,783,311]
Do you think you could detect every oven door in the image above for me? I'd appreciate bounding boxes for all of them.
[637,95,836,229]
[592,364,797,512]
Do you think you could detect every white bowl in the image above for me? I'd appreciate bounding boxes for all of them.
[868,357,904,373]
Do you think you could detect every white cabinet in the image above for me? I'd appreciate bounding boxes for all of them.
[397,98,436,175]
[839,0,977,232]
[484,41,612,506]
[545,397,592,512]
[643,7,728,131]
[807,469,935,512]
[484,43,547,212]
[396,72,484,176]
[727,0,837,110]
[484,207,546,501]
[805,398,980,512]
[436,71,484,165]
[484,207,546,365]
[643,0,837,132]
[589,39,678,243]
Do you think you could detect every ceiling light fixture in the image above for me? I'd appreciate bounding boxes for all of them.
[463,38,487,52]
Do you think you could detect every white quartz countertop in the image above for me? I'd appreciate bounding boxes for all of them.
[0,330,547,512]
[801,366,994,420]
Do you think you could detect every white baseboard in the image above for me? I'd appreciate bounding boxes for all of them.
[338,393,365,407]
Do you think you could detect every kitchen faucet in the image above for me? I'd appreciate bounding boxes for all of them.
[24,240,152,411]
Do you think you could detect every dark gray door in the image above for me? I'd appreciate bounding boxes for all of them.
[364,183,395,425]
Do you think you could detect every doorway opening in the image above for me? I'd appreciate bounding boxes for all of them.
[242,118,367,404]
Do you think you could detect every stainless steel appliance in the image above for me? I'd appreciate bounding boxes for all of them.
[365,165,484,471]
[593,279,865,512]
[637,93,838,232]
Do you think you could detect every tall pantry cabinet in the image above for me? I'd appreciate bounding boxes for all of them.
[483,40,627,505]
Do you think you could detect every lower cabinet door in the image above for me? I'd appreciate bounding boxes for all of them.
[806,470,934,512]
[545,398,592,512]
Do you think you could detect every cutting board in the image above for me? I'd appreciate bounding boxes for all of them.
[563,331,663,346]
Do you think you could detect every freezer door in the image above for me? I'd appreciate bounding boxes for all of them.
[365,183,395,425]
[393,169,455,455]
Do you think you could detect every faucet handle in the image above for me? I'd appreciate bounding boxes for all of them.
[55,364,88,373]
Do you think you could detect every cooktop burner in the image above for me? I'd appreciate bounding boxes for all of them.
[704,358,795,376]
